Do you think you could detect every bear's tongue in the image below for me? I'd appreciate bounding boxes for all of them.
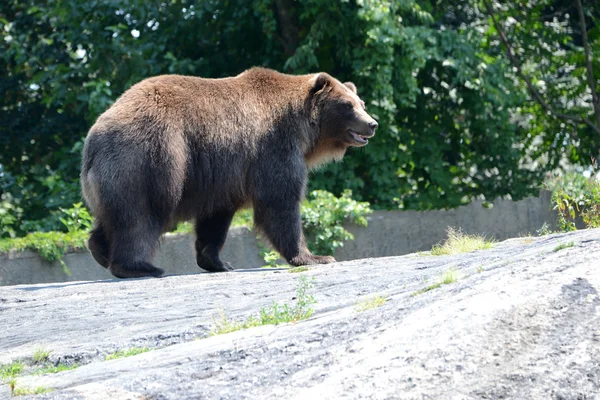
[349,130,368,144]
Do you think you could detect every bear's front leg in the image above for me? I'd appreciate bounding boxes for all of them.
[254,200,335,266]
[253,192,336,267]
[253,151,336,267]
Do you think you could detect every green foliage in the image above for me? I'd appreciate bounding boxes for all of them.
[211,276,317,335]
[59,202,93,233]
[536,222,554,236]
[231,209,253,228]
[172,221,193,234]
[105,347,150,361]
[0,231,87,263]
[479,0,600,169]
[1,0,573,236]
[546,172,600,231]
[0,202,89,274]
[0,362,24,382]
[301,190,372,255]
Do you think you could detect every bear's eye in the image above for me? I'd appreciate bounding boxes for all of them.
[343,103,353,110]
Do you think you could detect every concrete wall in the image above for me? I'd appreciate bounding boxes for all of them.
[0,192,557,286]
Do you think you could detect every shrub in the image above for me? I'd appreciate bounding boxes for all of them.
[545,171,600,231]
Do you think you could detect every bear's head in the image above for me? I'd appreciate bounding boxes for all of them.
[310,73,378,148]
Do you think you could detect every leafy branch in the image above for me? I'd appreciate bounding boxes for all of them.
[574,0,600,129]
[482,0,600,137]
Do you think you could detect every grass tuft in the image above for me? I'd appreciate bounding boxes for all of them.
[441,268,458,284]
[412,267,458,296]
[355,295,387,312]
[32,349,51,364]
[553,241,575,252]
[105,347,150,361]
[412,282,442,296]
[211,276,316,335]
[430,227,494,256]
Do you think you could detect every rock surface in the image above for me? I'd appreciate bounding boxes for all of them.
[1,229,599,399]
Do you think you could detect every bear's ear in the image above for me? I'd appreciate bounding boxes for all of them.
[343,82,357,94]
[310,73,332,96]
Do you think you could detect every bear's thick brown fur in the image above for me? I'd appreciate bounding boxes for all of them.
[81,67,378,278]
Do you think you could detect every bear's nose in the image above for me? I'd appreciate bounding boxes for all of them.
[368,121,378,132]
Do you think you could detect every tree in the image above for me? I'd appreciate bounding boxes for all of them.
[480,0,600,168]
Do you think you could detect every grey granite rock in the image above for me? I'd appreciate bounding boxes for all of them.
[1,229,599,399]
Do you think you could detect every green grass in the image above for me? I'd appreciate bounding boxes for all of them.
[355,295,387,312]
[412,268,458,296]
[35,363,78,374]
[289,266,309,273]
[211,276,317,335]
[0,362,24,382]
[430,227,494,256]
[105,347,150,360]
[13,385,53,396]
[32,349,51,364]
[553,241,575,252]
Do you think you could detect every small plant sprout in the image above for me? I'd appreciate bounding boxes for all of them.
[289,266,309,273]
[0,361,24,382]
[355,295,387,312]
[476,266,484,273]
[412,267,458,296]
[430,227,494,256]
[35,363,79,375]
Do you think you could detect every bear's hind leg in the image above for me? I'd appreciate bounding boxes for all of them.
[195,210,235,272]
[108,218,165,279]
[88,223,110,268]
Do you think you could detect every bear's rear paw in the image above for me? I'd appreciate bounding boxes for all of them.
[198,258,235,273]
[109,261,164,279]
[289,254,336,266]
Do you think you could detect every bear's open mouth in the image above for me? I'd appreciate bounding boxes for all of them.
[347,130,370,146]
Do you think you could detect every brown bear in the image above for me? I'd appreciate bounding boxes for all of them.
[81,67,378,278]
